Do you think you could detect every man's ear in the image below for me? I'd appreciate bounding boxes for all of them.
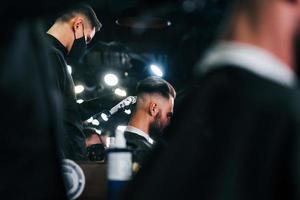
[73,17,83,30]
[149,102,158,117]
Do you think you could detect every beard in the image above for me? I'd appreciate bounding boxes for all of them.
[149,111,165,139]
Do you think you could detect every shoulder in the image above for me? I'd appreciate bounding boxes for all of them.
[124,131,145,143]
[124,131,152,150]
[198,66,296,102]
[48,46,65,61]
[47,45,67,75]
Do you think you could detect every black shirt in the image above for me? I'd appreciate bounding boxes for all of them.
[47,34,87,160]
[124,131,154,166]
[46,34,111,160]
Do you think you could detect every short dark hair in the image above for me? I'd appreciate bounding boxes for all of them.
[56,3,102,31]
[136,76,176,99]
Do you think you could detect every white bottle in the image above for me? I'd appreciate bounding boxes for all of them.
[107,128,132,200]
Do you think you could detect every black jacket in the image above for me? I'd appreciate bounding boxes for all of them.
[124,131,153,166]
[124,66,300,200]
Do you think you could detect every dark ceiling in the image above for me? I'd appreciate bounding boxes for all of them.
[63,0,227,134]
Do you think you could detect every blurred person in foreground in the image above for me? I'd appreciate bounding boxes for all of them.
[0,1,86,199]
[123,0,300,199]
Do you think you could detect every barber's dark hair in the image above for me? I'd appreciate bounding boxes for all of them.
[136,76,176,99]
[56,3,102,31]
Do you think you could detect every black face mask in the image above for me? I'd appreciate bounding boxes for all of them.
[68,25,87,62]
